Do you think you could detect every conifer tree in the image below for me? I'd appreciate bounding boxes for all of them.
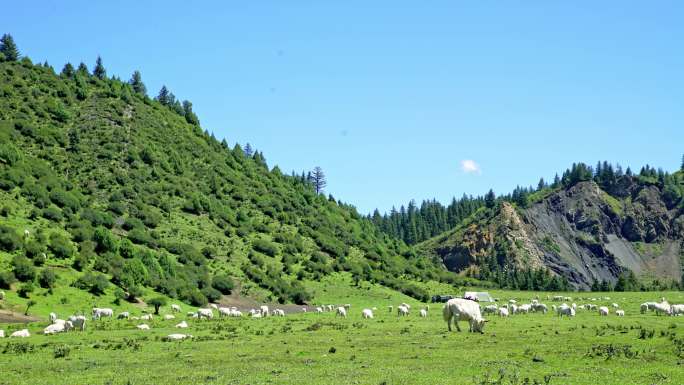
[244,143,254,157]
[311,166,327,194]
[0,33,19,61]
[129,70,147,96]
[93,56,106,79]
[156,85,170,105]
[77,62,89,75]
[61,63,75,78]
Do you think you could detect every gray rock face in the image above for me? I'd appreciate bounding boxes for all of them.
[421,179,684,289]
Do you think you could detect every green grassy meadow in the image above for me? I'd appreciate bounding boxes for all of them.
[1,284,683,385]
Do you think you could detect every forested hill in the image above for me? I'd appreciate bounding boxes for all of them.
[0,35,462,307]
[414,162,684,291]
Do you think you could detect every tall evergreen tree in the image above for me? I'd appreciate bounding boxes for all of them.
[0,33,19,61]
[156,85,170,105]
[61,63,75,78]
[129,70,147,96]
[93,56,106,79]
[681,154,684,170]
[244,143,254,157]
[311,166,327,194]
[77,62,89,75]
[485,189,496,208]
[182,100,199,125]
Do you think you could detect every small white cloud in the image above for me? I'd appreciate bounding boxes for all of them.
[460,159,481,175]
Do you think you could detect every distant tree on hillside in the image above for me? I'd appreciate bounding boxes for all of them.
[537,178,546,191]
[93,56,106,79]
[156,85,170,105]
[0,33,19,61]
[244,143,254,157]
[681,154,684,170]
[485,189,496,208]
[129,70,147,96]
[61,63,75,78]
[182,100,199,125]
[311,166,327,194]
[76,62,89,75]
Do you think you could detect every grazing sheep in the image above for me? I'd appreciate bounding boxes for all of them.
[141,314,153,321]
[397,305,409,317]
[336,307,347,318]
[0,330,4,338]
[164,333,192,341]
[44,323,66,335]
[612,303,619,309]
[443,298,488,333]
[92,308,114,320]
[210,304,219,310]
[516,304,531,314]
[615,310,625,317]
[508,304,518,314]
[419,309,428,318]
[260,305,270,317]
[344,304,351,310]
[68,315,87,331]
[362,309,374,319]
[49,312,57,323]
[117,312,130,320]
[218,307,232,318]
[136,324,150,330]
[483,305,498,314]
[654,302,671,316]
[532,303,548,314]
[316,307,323,313]
[10,329,30,338]
[400,303,411,310]
[498,307,509,317]
[302,308,307,313]
[557,304,575,318]
[508,299,517,305]
[171,304,181,313]
[175,321,188,328]
[670,304,684,316]
[197,308,214,319]
[273,309,285,317]
[164,314,175,320]
[599,306,609,316]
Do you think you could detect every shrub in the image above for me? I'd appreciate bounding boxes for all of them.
[24,240,45,259]
[49,189,80,211]
[0,271,17,289]
[53,344,71,359]
[183,288,208,307]
[211,274,234,295]
[72,272,109,295]
[18,282,34,298]
[252,239,279,257]
[0,225,22,251]
[38,269,57,289]
[12,256,37,282]
[93,227,118,253]
[49,233,75,259]
[201,286,222,302]
[41,206,64,222]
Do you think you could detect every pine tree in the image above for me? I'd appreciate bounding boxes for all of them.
[61,63,75,78]
[485,189,496,208]
[77,62,89,75]
[182,100,199,125]
[0,33,20,61]
[244,143,254,157]
[681,154,684,170]
[93,56,106,79]
[129,70,147,96]
[156,86,170,105]
[311,166,327,194]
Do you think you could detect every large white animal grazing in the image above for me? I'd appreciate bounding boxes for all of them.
[516,304,531,314]
[599,306,609,316]
[401,303,411,310]
[10,329,30,338]
[362,309,374,319]
[218,307,232,318]
[442,298,488,333]
[397,305,409,316]
[336,307,347,318]
[164,314,175,320]
[557,304,575,318]
[615,310,625,317]
[68,315,87,331]
[175,321,189,328]
[532,303,548,314]
[498,307,509,317]
[171,304,181,313]
[612,303,619,308]
[136,324,150,330]
[141,314,153,321]
[508,304,518,314]
[164,333,192,341]
[260,305,270,317]
[316,307,323,313]
[117,312,130,320]
[419,309,428,318]
[49,312,57,323]
[197,308,214,319]
[483,305,498,314]
[92,308,114,320]
[273,309,285,317]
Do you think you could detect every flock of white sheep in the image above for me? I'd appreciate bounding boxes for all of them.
[1,293,682,339]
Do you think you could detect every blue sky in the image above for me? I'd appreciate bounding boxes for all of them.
[4,1,684,213]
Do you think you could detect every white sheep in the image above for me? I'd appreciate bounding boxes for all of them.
[498,307,509,317]
[171,304,181,313]
[315,307,323,313]
[397,305,409,316]
[10,329,30,338]
[164,333,192,341]
[136,324,150,330]
[175,321,189,328]
[336,307,347,318]
[164,314,175,320]
[615,310,625,317]
[362,308,374,319]
[599,306,609,316]
[419,309,428,318]
[117,312,130,320]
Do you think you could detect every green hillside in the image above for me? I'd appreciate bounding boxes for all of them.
[0,42,467,313]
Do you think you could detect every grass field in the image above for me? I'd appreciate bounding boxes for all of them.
[1,284,683,385]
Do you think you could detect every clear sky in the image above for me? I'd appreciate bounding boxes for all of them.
[4,1,683,213]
